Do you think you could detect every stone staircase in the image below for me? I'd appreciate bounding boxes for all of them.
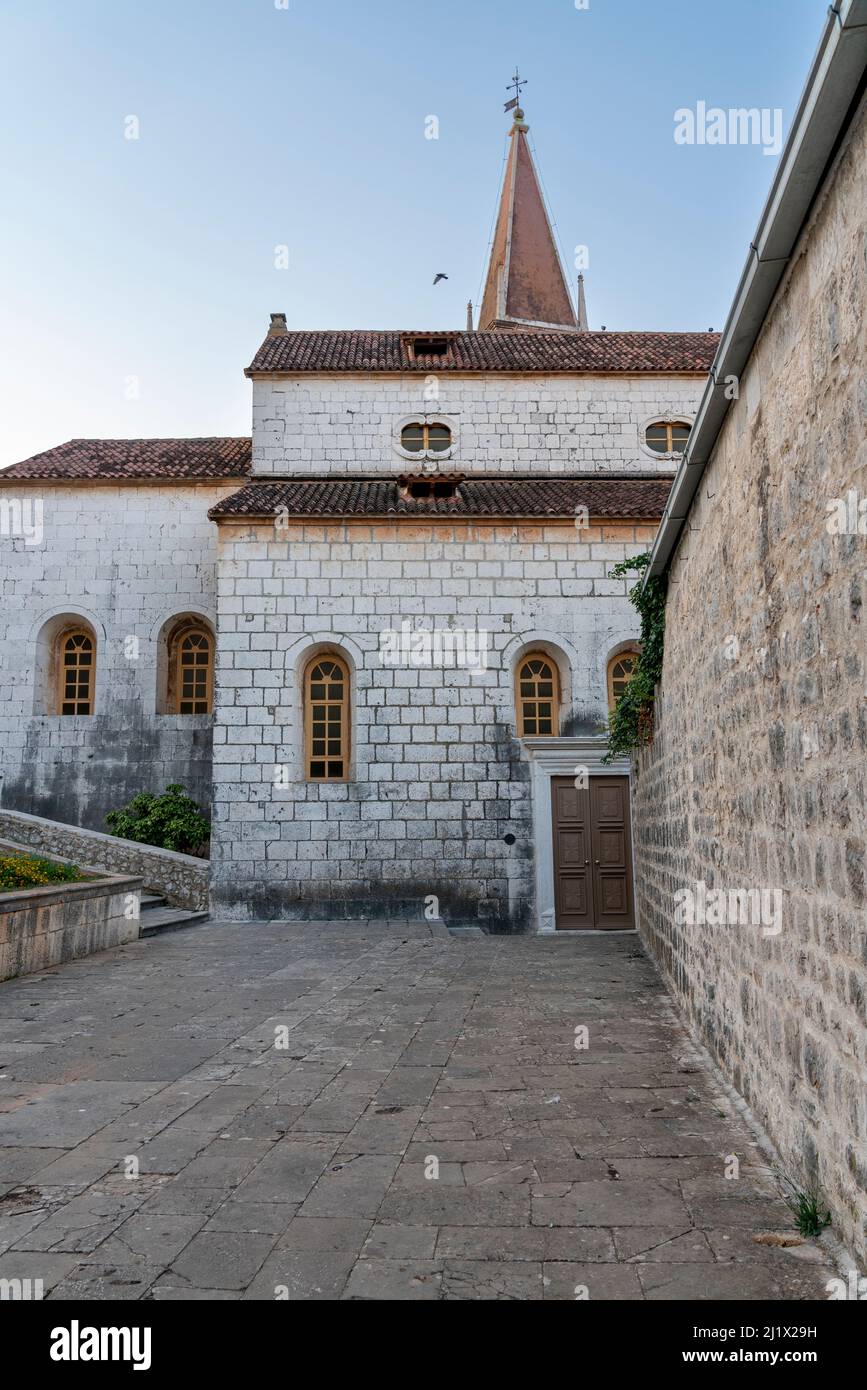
[139,892,209,938]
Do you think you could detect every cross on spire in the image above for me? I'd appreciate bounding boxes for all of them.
[504,67,527,113]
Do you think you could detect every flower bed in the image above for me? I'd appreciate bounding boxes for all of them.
[0,838,142,983]
[0,851,88,894]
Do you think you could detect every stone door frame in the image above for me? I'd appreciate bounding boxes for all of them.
[521,736,634,935]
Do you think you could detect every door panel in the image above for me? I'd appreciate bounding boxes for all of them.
[551,775,635,930]
[558,828,588,866]
[551,779,594,930]
[589,776,635,929]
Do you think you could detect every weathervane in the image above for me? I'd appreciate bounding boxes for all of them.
[504,67,527,114]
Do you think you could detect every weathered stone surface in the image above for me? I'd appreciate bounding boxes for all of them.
[0,921,841,1299]
[632,93,867,1263]
[208,511,662,928]
[0,481,229,831]
[0,812,209,912]
[0,863,142,983]
[168,1230,277,1290]
[343,1257,444,1301]
[0,1081,161,1147]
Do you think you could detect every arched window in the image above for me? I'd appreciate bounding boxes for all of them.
[645,421,691,455]
[516,653,560,737]
[304,654,350,781]
[176,628,213,714]
[155,615,215,715]
[58,628,95,715]
[33,614,99,716]
[608,651,639,711]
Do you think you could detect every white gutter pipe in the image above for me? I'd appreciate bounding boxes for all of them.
[647,0,867,581]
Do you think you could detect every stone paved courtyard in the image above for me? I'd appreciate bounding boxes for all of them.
[0,920,837,1300]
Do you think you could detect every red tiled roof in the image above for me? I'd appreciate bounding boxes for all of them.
[209,475,673,520]
[1,438,252,481]
[246,330,719,375]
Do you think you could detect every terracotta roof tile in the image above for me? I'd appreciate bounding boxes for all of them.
[1,438,252,481]
[209,475,673,521]
[246,330,719,375]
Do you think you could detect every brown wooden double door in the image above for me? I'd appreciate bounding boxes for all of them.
[551,776,634,929]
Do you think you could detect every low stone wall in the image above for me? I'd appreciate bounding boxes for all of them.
[0,810,209,912]
[0,870,142,982]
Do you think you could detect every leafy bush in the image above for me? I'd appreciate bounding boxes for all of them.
[604,552,667,761]
[105,784,211,856]
[0,853,84,893]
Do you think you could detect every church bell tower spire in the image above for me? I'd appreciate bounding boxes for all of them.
[479,74,580,333]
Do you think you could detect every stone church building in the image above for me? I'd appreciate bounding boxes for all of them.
[0,105,717,928]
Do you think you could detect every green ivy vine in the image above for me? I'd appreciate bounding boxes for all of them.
[603,553,667,761]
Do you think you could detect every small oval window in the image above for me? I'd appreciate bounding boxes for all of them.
[401,422,452,454]
[645,421,691,455]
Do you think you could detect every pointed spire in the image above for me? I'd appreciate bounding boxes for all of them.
[576,273,589,331]
[479,100,578,333]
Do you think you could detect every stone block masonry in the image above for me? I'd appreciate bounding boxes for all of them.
[631,95,867,1261]
[209,517,655,926]
[251,372,703,476]
[0,482,238,829]
[0,844,142,982]
[0,809,209,912]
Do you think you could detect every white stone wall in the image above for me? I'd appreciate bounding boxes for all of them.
[0,481,237,829]
[209,516,656,925]
[251,373,705,475]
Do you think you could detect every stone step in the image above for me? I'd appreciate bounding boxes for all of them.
[140,892,167,910]
[139,907,210,937]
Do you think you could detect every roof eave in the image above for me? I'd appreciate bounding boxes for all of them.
[646,0,867,581]
[0,475,249,486]
[244,367,712,380]
[210,510,666,525]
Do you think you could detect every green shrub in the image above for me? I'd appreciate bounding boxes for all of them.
[0,853,84,893]
[604,552,667,761]
[787,1187,832,1239]
[105,784,211,856]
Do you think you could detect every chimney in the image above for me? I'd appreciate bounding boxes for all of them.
[268,312,288,336]
[466,301,474,332]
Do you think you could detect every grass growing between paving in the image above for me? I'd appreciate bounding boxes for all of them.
[0,852,87,893]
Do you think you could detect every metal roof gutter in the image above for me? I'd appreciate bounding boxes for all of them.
[646,0,867,581]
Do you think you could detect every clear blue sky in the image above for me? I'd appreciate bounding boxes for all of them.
[0,0,826,467]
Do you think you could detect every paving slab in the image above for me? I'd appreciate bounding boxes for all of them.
[0,920,841,1300]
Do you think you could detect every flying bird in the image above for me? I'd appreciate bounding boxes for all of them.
[433,273,448,285]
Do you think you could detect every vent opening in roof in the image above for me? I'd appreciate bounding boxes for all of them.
[409,336,452,359]
[399,474,463,502]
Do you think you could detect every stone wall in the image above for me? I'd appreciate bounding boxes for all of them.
[0,482,237,829]
[631,97,867,1260]
[251,373,703,476]
[0,810,209,912]
[0,855,142,982]
[210,516,655,925]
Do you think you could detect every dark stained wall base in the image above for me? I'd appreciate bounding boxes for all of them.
[1,715,213,833]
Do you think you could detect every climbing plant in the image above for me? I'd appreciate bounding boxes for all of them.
[604,553,667,760]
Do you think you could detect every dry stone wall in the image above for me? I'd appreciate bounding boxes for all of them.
[632,98,867,1260]
[0,810,209,912]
